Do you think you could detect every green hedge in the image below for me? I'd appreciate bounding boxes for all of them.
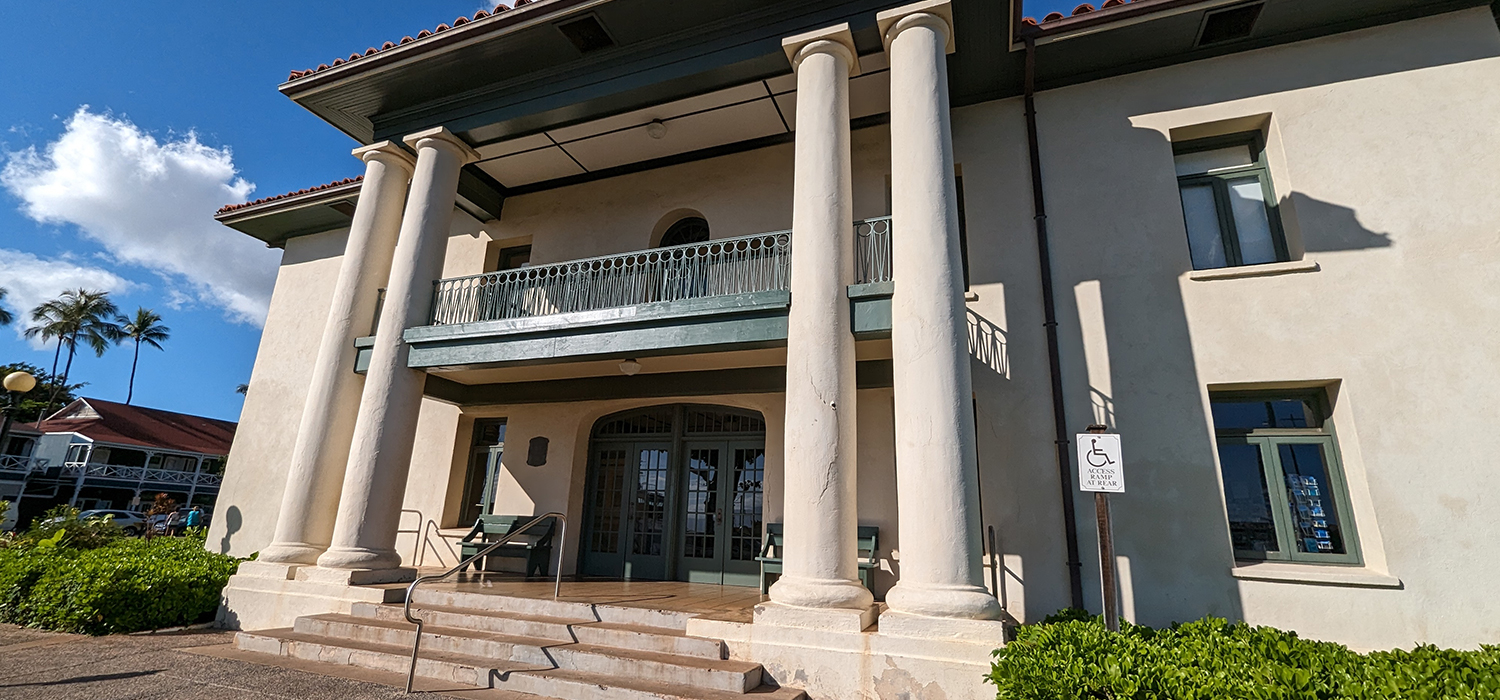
[0,531,241,635]
[989,612,1500,700]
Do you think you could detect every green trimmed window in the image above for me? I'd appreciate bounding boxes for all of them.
[1175,132,1288,270]
[1210,391,1360,565]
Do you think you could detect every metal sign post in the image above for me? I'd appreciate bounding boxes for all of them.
[1077,425,1123,632]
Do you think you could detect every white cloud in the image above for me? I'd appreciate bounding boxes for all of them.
[0,250,132,348]
[1,108,277,326]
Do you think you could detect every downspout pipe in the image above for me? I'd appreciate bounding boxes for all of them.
[1023,35,1086,611]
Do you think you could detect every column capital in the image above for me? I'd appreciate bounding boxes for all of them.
[352,140,415,174]
[876,0,956,54]
[401,126,481,165]
[782,23,861,77]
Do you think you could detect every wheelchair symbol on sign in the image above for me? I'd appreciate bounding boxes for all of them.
[1085,438,1115,468]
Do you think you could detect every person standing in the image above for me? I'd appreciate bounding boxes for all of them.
[184,506,203,531]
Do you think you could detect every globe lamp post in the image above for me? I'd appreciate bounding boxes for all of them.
[0,371,37,460]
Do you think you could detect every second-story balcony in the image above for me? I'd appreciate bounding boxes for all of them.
[383,218,895,372]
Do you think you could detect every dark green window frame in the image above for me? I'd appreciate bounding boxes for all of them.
[1174,132,1289,269]
[1210,390,1361,565]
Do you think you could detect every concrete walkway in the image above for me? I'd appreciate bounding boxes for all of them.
[0,623,503,699]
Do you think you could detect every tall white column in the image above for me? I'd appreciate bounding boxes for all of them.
[880,0,1001,621]
[260,143,413,565]
[767,24,874,615]
[317,127,477,571]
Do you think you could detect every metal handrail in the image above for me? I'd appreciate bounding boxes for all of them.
[415,518,462,568]
[397,509,424,564]
[402,512,567,693]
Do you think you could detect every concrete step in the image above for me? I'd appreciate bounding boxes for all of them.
[409,588,697,632]
[295,613,760,693]
[352,602,726,660]
[235,628,805,700]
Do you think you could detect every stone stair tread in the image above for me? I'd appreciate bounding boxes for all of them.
[399,601,699,637]
[516,668,807,700]
[242,627,802,699]
[309,612,759,674]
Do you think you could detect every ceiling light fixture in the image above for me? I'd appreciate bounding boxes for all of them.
[619,359,642,376]
[645,120,667,140]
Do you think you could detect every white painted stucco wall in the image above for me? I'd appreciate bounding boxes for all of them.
[952,8,1500,649]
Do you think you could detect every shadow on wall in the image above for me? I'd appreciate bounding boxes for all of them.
[1287,192,1393,253]
[968,309,1010,378]
[1073,127,1404,628]
[218,505,242,554]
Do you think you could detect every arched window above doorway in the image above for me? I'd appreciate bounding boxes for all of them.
[659,217,710,248]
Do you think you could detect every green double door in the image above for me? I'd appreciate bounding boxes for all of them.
[582,435,765,587]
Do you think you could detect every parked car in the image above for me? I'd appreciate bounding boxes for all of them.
[75,509,148,536]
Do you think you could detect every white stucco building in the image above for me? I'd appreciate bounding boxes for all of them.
[210,0,1500,697]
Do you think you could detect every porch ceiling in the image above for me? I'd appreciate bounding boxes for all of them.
[282,0,1474,161]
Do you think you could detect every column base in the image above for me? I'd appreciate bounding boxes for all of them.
[692,605,999,700]
[315,545,404,572]
[217,562,408,631]
[754,601,878,633]
[885,581,1003,621]
[257,541,326,565]
[767,574,875,611]
[878,610,1007,645]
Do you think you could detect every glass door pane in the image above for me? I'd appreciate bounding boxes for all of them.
[581,446,628,578]
[624,446,671,580]
[678,444,724,584]
[722,446,765,587]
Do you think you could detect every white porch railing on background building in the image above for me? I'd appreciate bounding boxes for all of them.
[0,456,45,475]
[60,462,222,487]
[428,218,893,326]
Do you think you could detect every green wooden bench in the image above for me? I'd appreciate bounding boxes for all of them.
[756,523,879,594]
[457,514,556,577]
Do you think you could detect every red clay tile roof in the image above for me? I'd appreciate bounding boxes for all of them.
[216,175,362,215]
[39,398,236,456]
[283,0,1162,83]
[285,1,550,83]
[1023,0,1140,28]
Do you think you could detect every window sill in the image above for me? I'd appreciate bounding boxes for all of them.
[1189,259,1320,281]
[1231,561,1402,589]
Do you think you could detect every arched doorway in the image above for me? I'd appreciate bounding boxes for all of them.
[580,404,766,586]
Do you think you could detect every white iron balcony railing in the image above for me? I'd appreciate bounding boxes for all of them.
[854,216,892,284]
[429,218,892,326]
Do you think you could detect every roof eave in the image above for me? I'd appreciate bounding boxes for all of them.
[277,0,609,102]
[214,180,363,225]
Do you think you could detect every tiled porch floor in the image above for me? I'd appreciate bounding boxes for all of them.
[412,574,767,623]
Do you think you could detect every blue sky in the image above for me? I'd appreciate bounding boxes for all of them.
[0,1,1075,424]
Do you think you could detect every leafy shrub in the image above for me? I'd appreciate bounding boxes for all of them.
[0,529,240,635]
[16,505,124,550]
[989,614,1500,700]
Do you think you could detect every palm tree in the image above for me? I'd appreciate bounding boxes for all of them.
[24,289,122,423]
[117,308,170,405]
[0,288,13,327]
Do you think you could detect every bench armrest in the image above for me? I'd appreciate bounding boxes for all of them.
[458,519,485,543]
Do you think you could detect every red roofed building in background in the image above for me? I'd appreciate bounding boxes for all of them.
[0,398,235,530]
